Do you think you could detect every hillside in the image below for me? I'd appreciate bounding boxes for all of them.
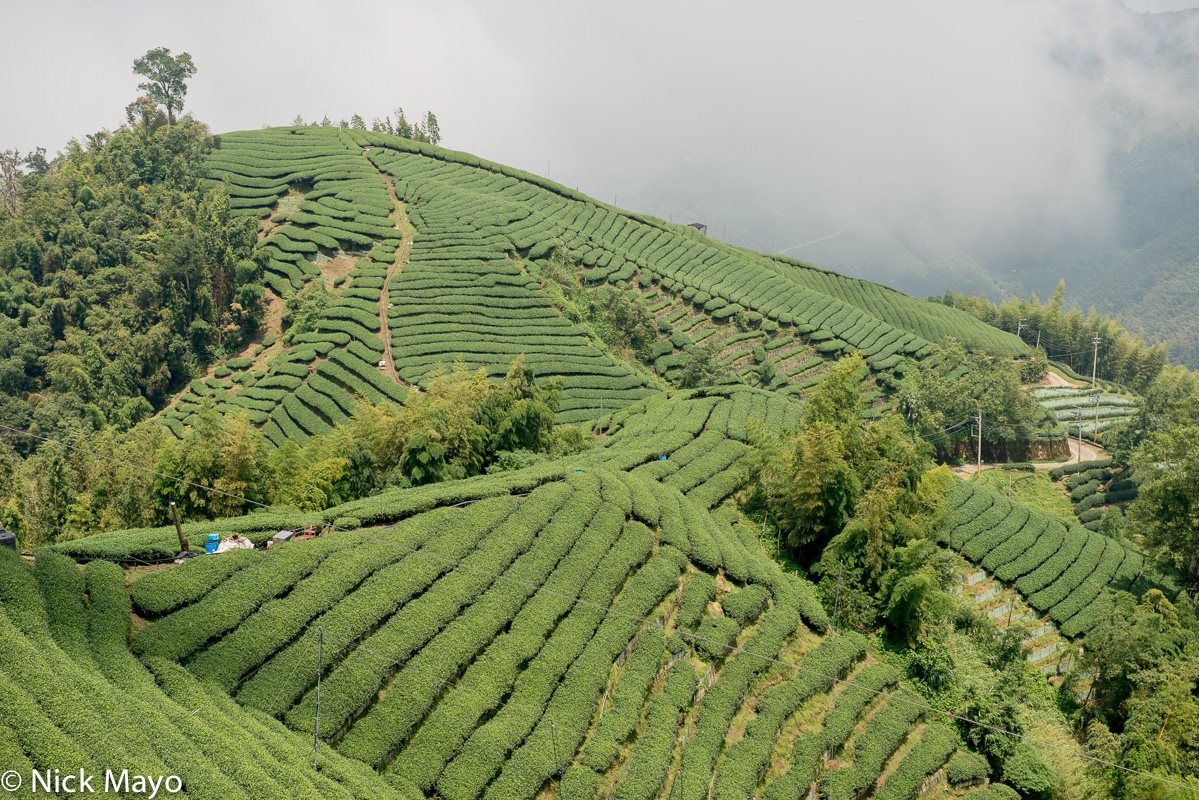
[0,548,411,800]
[157,126,1025,441]
[36,388,1046,800]
[6,121,1183,800]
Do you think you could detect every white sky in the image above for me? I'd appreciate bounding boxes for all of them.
[3,0,1197,250]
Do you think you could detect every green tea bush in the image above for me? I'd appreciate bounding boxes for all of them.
[719,584,770,626]
[946,750,990,786]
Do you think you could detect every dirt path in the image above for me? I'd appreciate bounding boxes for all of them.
[1040,369,1081,388]
[363,148,415,391]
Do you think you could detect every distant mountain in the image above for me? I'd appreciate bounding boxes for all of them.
[634,6,1199,368]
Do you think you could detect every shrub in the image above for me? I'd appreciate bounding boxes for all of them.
[579,628,665,772]
[213,366,232,378]
[820,689,928,800]
[694,614,739,660]
[133,535,350,661]
[130,549,262,616]
[1002,744,1056,798]
[720,584,770,626]
[1049,458,1113,480]
[333,517,361,530]
[1066,469,1109,491]
[872,724,959,800]
[677,572,717,630]
[715,632,868,800]
[613,660,697,800]
[262,336,276,348]
[946,751,990,786]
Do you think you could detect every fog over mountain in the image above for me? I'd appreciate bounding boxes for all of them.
[5,0,1199,354]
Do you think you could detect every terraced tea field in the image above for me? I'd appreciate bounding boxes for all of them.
[935,480,1174,639]
[1033,387,1139,444]
[18,125,1169,800]
[34,376,1158,798]
[47,391,1025,799]
[161,126,1027,440]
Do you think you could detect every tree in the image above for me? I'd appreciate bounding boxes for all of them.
[1130,413,1199,584]
[423,112,441,146]
[22,147,48,176]
[1002,744,1057,798]
[877,538,955,645]
[132,48,197,125]
[678,342,725,388]
[0,148,21,217]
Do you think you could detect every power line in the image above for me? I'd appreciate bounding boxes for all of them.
[3,422,1195,794]
[917,418,974,440]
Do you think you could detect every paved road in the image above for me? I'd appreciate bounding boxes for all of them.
[951,437,1107,478]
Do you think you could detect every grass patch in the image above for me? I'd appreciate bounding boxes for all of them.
[973,470,1076,525]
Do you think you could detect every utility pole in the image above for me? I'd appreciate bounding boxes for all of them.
[976,409,983,475]
[827,560,844,761]
[1017,318,1026,339]
[1091,333,1101,389]
[1094,392,1102,438]
[597,398,603,484]
[551,722,568,800]
[1075,409,1083,463]
[313,627,323,769]
[1036,329,1041,350]
[169,501,188,553]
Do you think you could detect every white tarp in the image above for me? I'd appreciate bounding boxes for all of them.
[214,534,255,554]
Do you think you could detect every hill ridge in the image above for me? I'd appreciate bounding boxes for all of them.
[162,126,1027,444]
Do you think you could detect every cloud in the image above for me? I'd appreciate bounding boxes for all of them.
[3,0,1196,268]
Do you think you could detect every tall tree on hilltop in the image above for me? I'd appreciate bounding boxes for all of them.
[132,47,197,125]
[0,149,21,217]
[423,112,441,146]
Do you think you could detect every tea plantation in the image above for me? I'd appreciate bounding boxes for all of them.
[160,126,1026,439]
[9,128,1152,799]
[20,388,1047,799]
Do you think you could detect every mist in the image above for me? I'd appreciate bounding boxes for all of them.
[4,0,1197,296]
